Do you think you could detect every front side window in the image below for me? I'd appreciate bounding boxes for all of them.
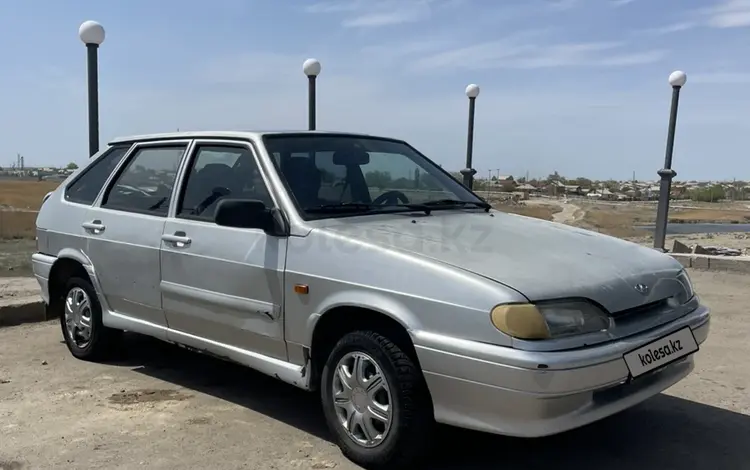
[101,145,187,216]
[263,134,484,219]
[176,144,272,222]
[64,146,130,205]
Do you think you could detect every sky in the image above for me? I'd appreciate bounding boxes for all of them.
[1,0,750,181]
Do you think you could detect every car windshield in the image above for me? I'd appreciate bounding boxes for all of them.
[263,134,485,219]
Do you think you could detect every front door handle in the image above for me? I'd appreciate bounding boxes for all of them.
[82,220,106,234]
[161,232,192,247]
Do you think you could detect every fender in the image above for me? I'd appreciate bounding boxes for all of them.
[304,288,423,348]
[53,248,113,315]
[56,247,94,270]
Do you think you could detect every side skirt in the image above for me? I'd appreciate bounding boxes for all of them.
[103,310,311,390]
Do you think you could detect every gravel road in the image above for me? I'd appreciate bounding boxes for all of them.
[0,270,748,470]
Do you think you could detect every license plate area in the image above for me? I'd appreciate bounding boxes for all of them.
[623,326,699,379]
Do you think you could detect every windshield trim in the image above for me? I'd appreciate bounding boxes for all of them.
[262,133,487,222]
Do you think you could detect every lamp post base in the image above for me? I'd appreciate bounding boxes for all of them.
[653,168,677,250]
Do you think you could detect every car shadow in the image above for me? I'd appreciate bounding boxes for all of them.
[111,333,748,470]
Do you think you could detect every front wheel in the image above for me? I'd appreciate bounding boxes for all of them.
[320,331,434,469]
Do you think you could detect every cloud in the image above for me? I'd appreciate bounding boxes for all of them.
[547,0,582,11]
[635,22,697,36]
[410,34,666,71]
[305,0,444,28]
[361,37,457,63]
[610,0,636,6]
[691,72,750,84]
[196,52,302,86]
[702,0,750,28]
[306,0,573,29]
[598,50,668,66]
[303,0,367,13]
[342,7,429,28]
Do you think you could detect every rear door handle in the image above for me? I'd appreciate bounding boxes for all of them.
[161,233,192,247]
[82,220,106,234]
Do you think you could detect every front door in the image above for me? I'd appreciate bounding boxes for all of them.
[85,142,190,328]
[160,140,288,361]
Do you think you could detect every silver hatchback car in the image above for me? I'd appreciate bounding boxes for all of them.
[33,131,709,469]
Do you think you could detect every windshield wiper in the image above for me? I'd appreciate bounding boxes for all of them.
[305,202,432,215]
[304,203,375,213]
[423,199,491,212]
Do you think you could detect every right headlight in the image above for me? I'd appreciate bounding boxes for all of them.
[490,300,613,340]
[675,269,695,304]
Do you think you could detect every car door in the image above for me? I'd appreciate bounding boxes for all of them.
[84,141,190,329]
[160,140,288,361]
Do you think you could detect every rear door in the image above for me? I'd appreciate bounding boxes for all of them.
[84,141,190,328]
[160,139,288,361]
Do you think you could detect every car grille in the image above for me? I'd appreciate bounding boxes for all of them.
[610,298,670,321]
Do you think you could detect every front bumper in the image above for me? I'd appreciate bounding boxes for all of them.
[412,304,710,437]
[31,253,56,305]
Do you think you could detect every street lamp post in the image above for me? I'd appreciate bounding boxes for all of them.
[78,20,106,157]
[461,84,480,189]
[653,70,687,251]
[303,59,321,131]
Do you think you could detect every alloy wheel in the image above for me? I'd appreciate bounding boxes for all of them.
[331,351,393,448]
[64,287,93,349]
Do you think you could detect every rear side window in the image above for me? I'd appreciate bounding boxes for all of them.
[65,146,130,205]
[101,145,187,216]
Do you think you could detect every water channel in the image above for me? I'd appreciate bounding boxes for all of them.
[637,223,750,235]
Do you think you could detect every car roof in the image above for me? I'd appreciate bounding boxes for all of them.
[108,130,396,145]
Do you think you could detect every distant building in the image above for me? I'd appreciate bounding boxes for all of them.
[490,175,516,191]
[563,185,583,196]
[515,183,538,194]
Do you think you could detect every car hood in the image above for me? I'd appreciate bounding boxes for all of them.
[318,210,684,314]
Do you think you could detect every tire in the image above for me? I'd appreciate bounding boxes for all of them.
[320,330,433,469]
[59,276,121,361]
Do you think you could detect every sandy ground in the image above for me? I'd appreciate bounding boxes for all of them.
[526,198,583,224]
[525,199,750,254]
[628,232,750,255]
[551,201,580,224]
[0,277,39,307]
[0,239,36,278]
[0,270,748,469]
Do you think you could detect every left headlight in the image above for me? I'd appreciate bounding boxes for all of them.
[490,300,612,340]
[675,269,695,304]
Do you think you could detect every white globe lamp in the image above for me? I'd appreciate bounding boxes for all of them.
[465,84,480,98]
[303,58,321,77]
[668,70,687,87]
[78,20,105,45]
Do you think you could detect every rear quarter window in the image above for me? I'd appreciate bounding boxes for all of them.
[64,146,130,205]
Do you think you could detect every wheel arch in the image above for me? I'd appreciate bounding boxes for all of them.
[47,249,98,313]
[307,300,423,391]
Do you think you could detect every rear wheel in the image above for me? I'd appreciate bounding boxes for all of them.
[320,330,433,469]
[59,276,121,361]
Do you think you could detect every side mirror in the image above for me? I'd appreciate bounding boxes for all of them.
[215,198,285,234]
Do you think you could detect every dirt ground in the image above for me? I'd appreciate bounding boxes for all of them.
[0,270,748,470]
[0,179,60,211]
[493,202,562,221]
[627,232,750,255]
[0,277,40,308]
[0,239,36,278]
[574,200,750,238]
[0,179,57,241]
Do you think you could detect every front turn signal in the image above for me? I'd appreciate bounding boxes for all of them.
[490,303,550,340]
